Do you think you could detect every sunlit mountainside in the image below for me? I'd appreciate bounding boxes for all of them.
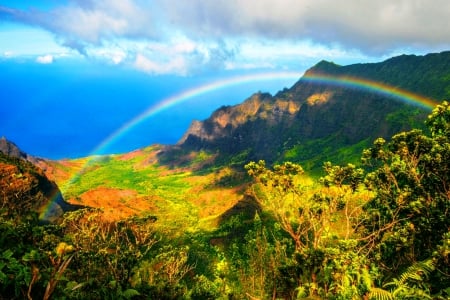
[1,51,450,299]
[33,52,448,225]
[175,51,450,169]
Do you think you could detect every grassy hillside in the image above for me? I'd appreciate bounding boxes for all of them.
[43,145,249,234]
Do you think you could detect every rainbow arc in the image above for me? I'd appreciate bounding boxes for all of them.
[39,72,439,221]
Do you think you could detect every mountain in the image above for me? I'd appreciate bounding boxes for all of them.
[173,51,450,171]
[3,51,450,225]
[0,138,82,223]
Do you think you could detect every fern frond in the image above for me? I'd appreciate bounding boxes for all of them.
[368,287,394,300]
[397,259,434,286]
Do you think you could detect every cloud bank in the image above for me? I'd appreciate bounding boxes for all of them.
[1,0,449,74]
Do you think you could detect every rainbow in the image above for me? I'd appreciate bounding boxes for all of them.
[302,73,438,109]
[39,71,303,221]
[39,71,440,221]
[89,71,304,156]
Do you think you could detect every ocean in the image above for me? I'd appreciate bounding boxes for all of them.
[0,60,300,159]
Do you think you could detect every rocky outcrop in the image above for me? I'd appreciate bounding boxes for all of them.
[179,92,300,149]
[0,140,82,223]
[0,136,28,160]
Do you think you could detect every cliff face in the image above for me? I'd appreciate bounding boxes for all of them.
[177,91,302,161]
[173,51,450,168]
[178,92,300,144]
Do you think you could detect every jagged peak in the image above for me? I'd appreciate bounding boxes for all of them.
[0,136,27,160]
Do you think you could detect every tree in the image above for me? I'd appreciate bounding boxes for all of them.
[245,161,375,298]
[360,101,450,293]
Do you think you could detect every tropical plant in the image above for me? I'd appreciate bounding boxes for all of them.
[360,101,450,273]
[57,209,158,299]
[368,259,435,300]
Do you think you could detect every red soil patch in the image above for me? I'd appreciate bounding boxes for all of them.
[192,187,244,218]
[69,187,159,221]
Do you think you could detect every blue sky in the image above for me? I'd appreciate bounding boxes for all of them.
[1,0,450,158]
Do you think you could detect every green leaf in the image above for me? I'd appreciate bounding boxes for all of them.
[122,288,141,299]
[22,250,39,262]
[2,249,14,259]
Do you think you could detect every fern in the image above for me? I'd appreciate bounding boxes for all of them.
[380,259,435,299]
[368,259,435,300]
[122,288,140,299]
[385,259,434,288]
[368,287,394,300]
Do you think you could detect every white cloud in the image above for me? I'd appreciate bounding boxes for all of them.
[41,0,157,44]
[88,46,127,64]
[157,0,450,54]
[6,0,450,53]
[111,54,124,64]
[134,53,188,75]
[36,54,54,64]
[129,38,236,74]
[2,0,450,74]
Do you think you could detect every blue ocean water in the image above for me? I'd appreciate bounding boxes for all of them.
[0,60,299,159]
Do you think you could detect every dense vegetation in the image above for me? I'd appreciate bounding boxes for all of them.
[1,102,450,299]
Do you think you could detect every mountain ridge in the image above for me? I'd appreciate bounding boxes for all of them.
[172,51,450,170]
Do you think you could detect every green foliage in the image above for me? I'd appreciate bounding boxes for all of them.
[189,274,222,299]
[426,100,450,138]
[320,161,364,191]
[360,102,450,276]
[129,245,193,299]
[226,216,296,299]
[369,260,435,300]
[359,101,450,297]
[245,160,379,299]
[368,287,394,300]
[0,249,31,297]
[385,107,425,130]
[47,209,157,299]
[0,211,45,299]
[282,135,371,174]
[2,101,450,299]
[384,259,434,299]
